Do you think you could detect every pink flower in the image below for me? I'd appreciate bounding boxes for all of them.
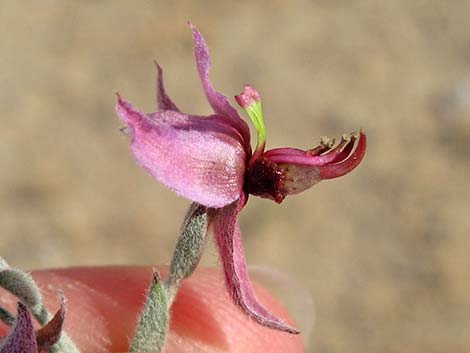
[117,23,366,333]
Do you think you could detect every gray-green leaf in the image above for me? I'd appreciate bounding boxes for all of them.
[129,270,169,353]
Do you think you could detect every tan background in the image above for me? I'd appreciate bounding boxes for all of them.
[1,1,469,352]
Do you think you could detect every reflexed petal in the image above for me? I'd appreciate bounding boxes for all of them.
[189,23,251,153]
[155,62,180,112]
[262,132,364,167]
[328,134,357,163]
[117,96,246,208]
[319,131,367,179]
[263,147,308,157]
[265,141,349,166]
[0,302,37,353]
[36,295,67,351]
[211,196,300,334]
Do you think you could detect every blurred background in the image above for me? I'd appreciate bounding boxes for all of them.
[1,1,469,352]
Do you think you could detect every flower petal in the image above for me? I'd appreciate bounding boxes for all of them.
[263,132,363,166]
[0,302,37,353]
[36,294,67,351]
[155,62,180,112]
[328,134,357,164]
[117,96,246,208]
[211,195,300,334]
[189,23,252,154]
[319,131,367,179]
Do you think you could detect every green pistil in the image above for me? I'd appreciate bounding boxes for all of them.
[244,100,266,157]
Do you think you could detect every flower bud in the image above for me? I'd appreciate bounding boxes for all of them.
[235,84,261,108]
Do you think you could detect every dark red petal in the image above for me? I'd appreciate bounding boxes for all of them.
[0,302,37,353]
[319,131,367,179]
[211,195,299,334]
[306,144,332,156]
[36,294,67,351]
[328,134,357,164]
[155,62,181,112]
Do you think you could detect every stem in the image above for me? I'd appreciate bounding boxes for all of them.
[164,203,208,303]
[0,257,81,353]
[129,203,209,352]
[0,306,15,326]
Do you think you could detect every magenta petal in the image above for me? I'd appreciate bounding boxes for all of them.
[117,96,246,208]
[266,133,361,166]
[0,302,37,353]
[189,23,251,154]
[267,147,342,166]
[263,147,308,158]
[212,196,300,334]
[155,62,180,112]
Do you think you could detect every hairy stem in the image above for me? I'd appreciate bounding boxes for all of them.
[0,257,81,353]
[129,203,209,352]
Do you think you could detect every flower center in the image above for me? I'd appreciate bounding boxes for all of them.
[244,157,286,203]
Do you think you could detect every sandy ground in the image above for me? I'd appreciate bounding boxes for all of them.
[1,1,469,352]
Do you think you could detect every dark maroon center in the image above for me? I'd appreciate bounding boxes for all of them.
[244,157,286,203]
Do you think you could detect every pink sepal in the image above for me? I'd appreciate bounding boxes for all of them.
[117,95,246,208]
[189,23,251,155]
[155,62,180,112]
[212,194,300,334]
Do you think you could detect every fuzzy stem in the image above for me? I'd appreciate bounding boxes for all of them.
[164,203,208,303]
[129,203,209,352]
[0,306,16,326]
[0,257,81,353]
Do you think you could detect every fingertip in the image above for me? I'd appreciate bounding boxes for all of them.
[33,266,153,353]
[167,268,305,353]
[27,266,304,353]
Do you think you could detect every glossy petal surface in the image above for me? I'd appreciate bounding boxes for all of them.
[117,96,246,208]
[211,195,299,334]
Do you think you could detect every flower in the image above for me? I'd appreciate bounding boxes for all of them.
[117,23,366,334]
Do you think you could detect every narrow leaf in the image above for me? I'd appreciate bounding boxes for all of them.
[129,270,169,353]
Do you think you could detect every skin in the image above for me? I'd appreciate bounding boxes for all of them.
[0,266,305,353]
